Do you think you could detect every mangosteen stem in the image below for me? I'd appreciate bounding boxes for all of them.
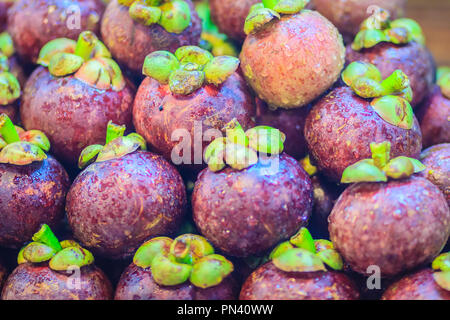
[74,31,97,61]
[370,142,391,169]
[0,113,20,144]
[105,121,126,144]
[32,224,62,253]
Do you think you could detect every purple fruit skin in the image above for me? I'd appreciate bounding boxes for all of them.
[20,67,135,168]
[240,262,360,300]
[66,151,187,260]
[418,143,450,206]
[329,177,450,277]
[0,155,70,248]
[115,263,238,300]
[1,263,113,300]
[416,85,450,148]
[382,269,450,300]
[346,42,435,107]
[192,154,313,257]
[305,86,422,182]
[101,0,202,75]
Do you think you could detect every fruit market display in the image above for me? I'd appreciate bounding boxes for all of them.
[0,0,448,301]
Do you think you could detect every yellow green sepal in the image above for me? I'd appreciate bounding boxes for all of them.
[341,141,425,184]
[437,67,450,99]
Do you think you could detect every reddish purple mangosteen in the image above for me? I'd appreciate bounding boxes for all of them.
[133,46,255,171]
[240,2,345,109]
[255,97,310,160]
[329,141,450,278]
[305,61,422,182]
[1,225,113,300]
[66,122,187,259]
[416,67,450,148]
[312,0,406,43]
[0,0,14,32]
[240,227,360,300]
[20,31,135,168]
[115,234,238,300]
[0,114,70,249]
[7,0,105,64]
[417,143,449,206]
[382,252,450,300]
[192,120,313,257]
[345,9,435,107]
[101,0,202,75]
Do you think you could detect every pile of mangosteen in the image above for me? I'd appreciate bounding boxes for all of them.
[0,0,448,301]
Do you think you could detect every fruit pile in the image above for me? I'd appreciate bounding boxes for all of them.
[0,0,448,301]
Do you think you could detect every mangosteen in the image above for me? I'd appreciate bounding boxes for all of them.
[345,9,435,107]
[115,234,237,300]
[66,122,187,259]
[7,0,104,64]
[192,120,313,257]
[0,114,70,248]
[416,67,450,148]
[329,141,450,278]
[209,0,259,43]
[133,46,255,171]
[418,143,449,206]
[0,0,14,32]
[0,45,21,123]
[382,252,450,300]
[101,0,202,76]
[240,227,360,300]
[312,0,406,43]
[1,224,113,300]
[305,61,422,182]
[255,98,310,160]
[0,32,27,90]
[240,2,345,109]
[20,31,135,168]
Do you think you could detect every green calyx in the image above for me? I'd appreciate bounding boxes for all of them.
[300,154,317,176]
[142,46,239,95]
[204,119,285,172]
[244,0,309,35]
[270,227,343,273]
[341,141,425,184]
[342,62,414,130]
[121,0,191,33]
[432,252,450,291]
[37,31,125,91]
[0,69,20,105]
[18,224,94,271]
[133,234,233,289]
[0,114,50,165]
[0,32,15,58]
[437,67,450,99]
[78,121,147,169]
[352,9,425,51]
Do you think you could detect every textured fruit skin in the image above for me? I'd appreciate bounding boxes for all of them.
[115,263,237,300]
[20,67,135,167]
[209,0,259,43]
[240,262,360,300]
[416,85,450,148]
[240,10,345,109]
[101,0,202,76]
[0,155,70,249]
[329,177,450,278]
[304,86,422,182]
[66,151,187,260]
[312,0,406,43]
[346,42,435,107]
[7,0,104,64]
[255,98,309,160]
[133,73,255,170]
[382,269,450,300]
[192,154,313,257]
[418,144,450,206]
[1,263,113,300]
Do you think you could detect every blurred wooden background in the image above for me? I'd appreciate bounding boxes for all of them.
[407,0,450,65]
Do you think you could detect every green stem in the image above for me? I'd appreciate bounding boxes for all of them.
[74,31,97,61]
[32,224,62,253]
[0,113,20,144]
[105,121,126,144]
[370,141,391,169]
